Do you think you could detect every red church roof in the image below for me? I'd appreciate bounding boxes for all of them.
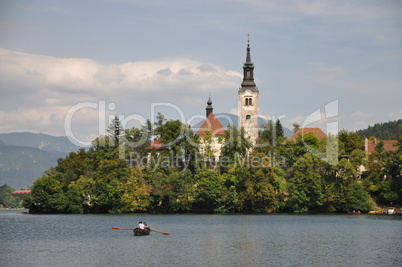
[196,113,225,136]
[283,128,327,144]
[146,140,164,150]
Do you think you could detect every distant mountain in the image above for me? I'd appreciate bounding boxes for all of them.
[0,132,82,189]
[0,146,66,190]
[192,113,293,137]
[356,119,402,140]
[0,132,81,153]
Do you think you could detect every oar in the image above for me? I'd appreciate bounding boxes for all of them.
[112,227,134,230]
[151,229,170,235]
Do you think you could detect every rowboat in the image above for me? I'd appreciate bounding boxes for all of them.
[133,227,150,236]
[347,211,361,214]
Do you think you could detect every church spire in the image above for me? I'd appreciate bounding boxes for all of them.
[206,95,213,118]
[238,37,259,145]
[240,36,257,91]
[246,35,252,64]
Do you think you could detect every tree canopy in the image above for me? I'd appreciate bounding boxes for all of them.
[23,117,401,214]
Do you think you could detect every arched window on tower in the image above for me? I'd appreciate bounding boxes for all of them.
[245,98,253,106]
[247,70,250,77]
[246,115,251,120]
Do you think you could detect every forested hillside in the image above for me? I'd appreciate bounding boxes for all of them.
[0,146,66,189]
[356,119,402,140]
[0,132,81,189]
[0,132,82,152]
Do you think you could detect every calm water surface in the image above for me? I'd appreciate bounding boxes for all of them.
[0,210,401,266]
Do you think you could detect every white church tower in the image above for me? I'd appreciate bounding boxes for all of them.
[238,39,259,145]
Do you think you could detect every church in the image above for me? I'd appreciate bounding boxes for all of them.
[196,40,260,159]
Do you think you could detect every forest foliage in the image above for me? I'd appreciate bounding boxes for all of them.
[356,119,402,140]
[22,116,402,214]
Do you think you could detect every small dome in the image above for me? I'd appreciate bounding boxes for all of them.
[207,96,212,106]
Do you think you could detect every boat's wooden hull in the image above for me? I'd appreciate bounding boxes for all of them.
[133,228,150,236]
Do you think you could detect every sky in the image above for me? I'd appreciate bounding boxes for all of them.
[1,0,401,145]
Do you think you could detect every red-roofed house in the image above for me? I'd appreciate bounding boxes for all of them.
[364,138,398,155]
[12,190,31,195]
[283,127,327,144]
[195,97,226,160]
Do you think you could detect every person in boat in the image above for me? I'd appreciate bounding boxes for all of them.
[138,221,145,230]
[143,222,150,230]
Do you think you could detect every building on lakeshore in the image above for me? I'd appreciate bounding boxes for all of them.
[196,96,226,162]
[147,40,261,163]
[195,39,260,160]
[364,138,398,155]
[11,190,31,195]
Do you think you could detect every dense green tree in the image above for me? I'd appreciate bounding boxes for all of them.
[257,119,285,149]
[27,176,67,213]
[154,112,167,128]
[325,158,372,212]
[257,121,275,148]
[342,183,373,212]
[338,130,364,155]
[297,132,320,151]
[276,134,309,169]
[91,158,129,213]
[235,153,279,213]
[124,125,152,164]
[275,119,284,141]
[117,167,151,213]
[292,123,300,133]
[220,125,251,169]
[88,135,119,171]
[369,140,402,205]
[317,135,339,166]
[65,183,84,213]
[286,153,325,213]
[193,169,231,213]
[349,149,366,170]
[107,115,124,148]
[55,148,89,189]
[75,175,96,211]
[0,184,18,208]
[155,120,198,171]
[156,120,183,145]
[156,120,183,155]
[147,169,195,213]
[362,140,394,204]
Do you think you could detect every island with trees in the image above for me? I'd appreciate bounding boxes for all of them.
[19,117,402,214]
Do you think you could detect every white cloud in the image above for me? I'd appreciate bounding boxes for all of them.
[0,48,242,138]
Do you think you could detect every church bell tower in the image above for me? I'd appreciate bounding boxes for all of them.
[238,38,259,145]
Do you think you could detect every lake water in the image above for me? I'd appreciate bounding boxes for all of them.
[0,210,401,266]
